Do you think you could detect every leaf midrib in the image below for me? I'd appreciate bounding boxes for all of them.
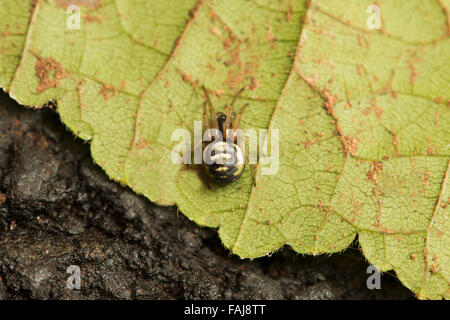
[123,0,205,186]
[8,0,41,92]
[419,159,450,297]
[230,2,313,255]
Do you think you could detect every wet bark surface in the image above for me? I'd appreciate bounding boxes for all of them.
[0,91,412,300]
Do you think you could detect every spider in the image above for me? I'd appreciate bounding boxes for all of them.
[199,86,255,185]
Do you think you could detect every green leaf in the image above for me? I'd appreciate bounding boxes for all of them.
[0,0,449,299]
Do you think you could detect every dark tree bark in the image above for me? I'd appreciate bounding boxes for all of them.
[0,91,412,300]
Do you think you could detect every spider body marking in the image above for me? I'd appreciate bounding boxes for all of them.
[201,87,250,184]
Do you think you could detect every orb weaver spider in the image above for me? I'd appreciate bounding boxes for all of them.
[198,86,256,185]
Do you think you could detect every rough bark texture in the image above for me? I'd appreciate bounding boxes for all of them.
[0,91,412,300]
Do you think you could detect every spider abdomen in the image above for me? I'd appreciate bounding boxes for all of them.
[203,141,245,183]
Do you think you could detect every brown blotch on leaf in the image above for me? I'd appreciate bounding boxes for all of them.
[55,0,102,10]
[135,138,150,150]
[367,161,382,183]
[178,70,199,88]
[82,13,102,24]
[208,9,218,23]
[222,26,261,91]
[99,84,116,100]
[285,2,294,21]
[304,140,313,149]
[249,77,259,91]
[363,103,384,119]
[373,105,384,119]
[340,135,358,157]
[440,4,450,35]
[323,90,337,115]
[213,89,224,98]
[35,57,69,94]
[367,171,377,182]
[357,64,363,77]
[373,161,383,173]
[424,171,431,185]
[391,133,398,148]
[408,59,418,84]
[266,25,276,48]
[209,27,222,37]
[367,161,384,227]
[357,34,364,47]
[189,0,204,18]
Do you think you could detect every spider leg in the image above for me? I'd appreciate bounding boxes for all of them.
[230,87,245,108]
[223,105,234,140]
[240,138,256,186]
[225,88,245,133]
[202,86,217,129]
[191,135,204,154]
[232,103,249,130]
[203,100,209,130]
[187,100,209,157]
